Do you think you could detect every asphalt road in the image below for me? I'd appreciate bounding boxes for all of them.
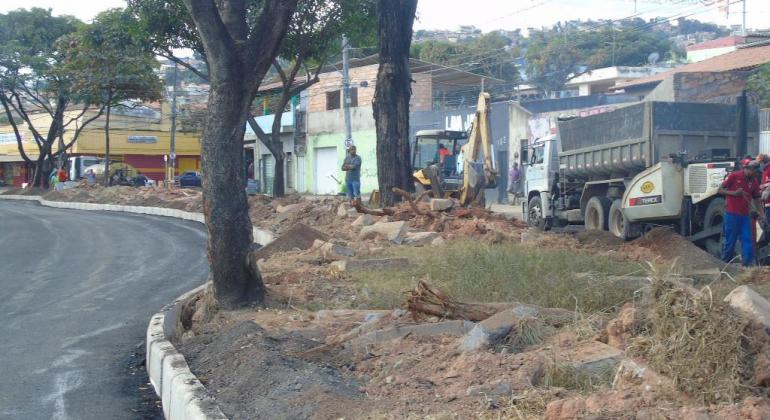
[0,200,208,419]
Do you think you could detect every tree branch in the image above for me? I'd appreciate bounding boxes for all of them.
[159,50,211,82]
[10,92,44,148]
[19,84,53,116]
[0,91,33,163]
[182,0,240,78]
[56,104,107,156]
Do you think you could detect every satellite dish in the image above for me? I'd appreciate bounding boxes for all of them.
[648,52,660,65]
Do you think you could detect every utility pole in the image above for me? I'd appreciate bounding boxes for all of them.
[742,0,747,36]
[341,35,353,148]
[169,61,178,183]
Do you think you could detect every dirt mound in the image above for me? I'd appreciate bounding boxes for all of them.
[179,320,367,420]
[621,228,723,272]
[253,223,328,261]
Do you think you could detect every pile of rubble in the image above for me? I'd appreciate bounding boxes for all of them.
[178,275,770,419]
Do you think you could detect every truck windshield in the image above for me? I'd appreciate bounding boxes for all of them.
[531,145,545,164]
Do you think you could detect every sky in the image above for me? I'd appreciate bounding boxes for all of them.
[0,0,767,32]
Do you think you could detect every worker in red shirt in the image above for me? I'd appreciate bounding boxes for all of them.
[718,160,762,266]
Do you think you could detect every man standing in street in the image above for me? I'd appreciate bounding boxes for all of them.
[341,145,362,206]
[507,162,521,203]
[719,160,762,266]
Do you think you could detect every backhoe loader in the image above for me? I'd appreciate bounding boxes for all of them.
[412,92,498,206]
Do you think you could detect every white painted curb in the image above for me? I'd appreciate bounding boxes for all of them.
[0,194,277,246]
[146,284,228,420]
[0,193,284,419]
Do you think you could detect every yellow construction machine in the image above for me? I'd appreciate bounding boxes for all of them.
[412,92,498,206]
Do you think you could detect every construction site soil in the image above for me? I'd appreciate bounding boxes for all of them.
[17,185,770,419]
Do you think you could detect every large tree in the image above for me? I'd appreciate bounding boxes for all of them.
[129,0,374,197]
[372,0,418,207]
[0,8,104,187]
[181,0,297,308]
[61,8,162,185]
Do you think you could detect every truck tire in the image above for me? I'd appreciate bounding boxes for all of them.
[609,199,641,240]
[585,196,611,231]
[527,196,546,230]
[703,197,725,258]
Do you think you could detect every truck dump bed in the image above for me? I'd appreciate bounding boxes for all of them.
[558,101,754,179]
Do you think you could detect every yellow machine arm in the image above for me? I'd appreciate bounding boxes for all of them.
[459,92,498,205]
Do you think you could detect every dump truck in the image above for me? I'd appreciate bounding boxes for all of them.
[522,101,758,256]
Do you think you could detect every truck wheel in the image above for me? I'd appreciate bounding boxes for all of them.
[609,199,640,240]
[585,196,611,231]
[703,197,725,258]
[527,196,546,230]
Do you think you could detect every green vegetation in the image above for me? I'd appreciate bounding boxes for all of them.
[346,240,643,312]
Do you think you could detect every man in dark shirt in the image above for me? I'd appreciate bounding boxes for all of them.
[718,160,762,265]
[341,145,362,205]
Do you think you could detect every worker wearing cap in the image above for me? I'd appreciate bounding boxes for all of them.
[759,154,770,230]
[718,160,762,266]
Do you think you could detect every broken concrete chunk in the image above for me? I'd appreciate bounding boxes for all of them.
[346,207,359,218]
[276,203,302,213]
[351,214,374,227]
[563,341,624,375]
[312,239,356,259]
[402,231,440,246]
[431,236,447,247]
[252,223,328,260]
[330,257,409,272]
[430,198,454,211]
[359,221,408,244]
[459,308,527,352]
[724,285,770,330]
[337,203,351,218]
[465,379,513,397]
[354,320,476,344]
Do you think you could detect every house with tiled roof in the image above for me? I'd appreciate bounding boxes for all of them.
[613,43,770,104]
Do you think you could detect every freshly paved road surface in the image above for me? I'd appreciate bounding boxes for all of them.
[0,200,208,419]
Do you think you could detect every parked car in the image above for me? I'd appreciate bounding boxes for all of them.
[176,171,202,187]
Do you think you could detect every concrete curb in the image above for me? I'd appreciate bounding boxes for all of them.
[146,284,227,420]
[0,195,276,246]
[0,194,281,419]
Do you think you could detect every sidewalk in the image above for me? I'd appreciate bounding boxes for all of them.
[489,202,524,221]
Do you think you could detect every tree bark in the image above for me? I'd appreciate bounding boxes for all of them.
[373,0,418,207]
[201,76,261,308]
[183,0,297,309]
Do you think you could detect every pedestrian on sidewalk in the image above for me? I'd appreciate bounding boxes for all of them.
[719,160,762,266]
[341,145,361,206]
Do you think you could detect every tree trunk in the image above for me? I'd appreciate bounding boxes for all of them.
[373,0,418,207]
[202,74,263,309]
[272,152,285,197]
[104,95,112,186]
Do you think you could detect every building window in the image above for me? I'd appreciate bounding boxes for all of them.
[326,90,341,110]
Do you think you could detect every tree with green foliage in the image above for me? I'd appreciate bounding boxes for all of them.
[128,0,375,197]
[247,0,376,197]
[61,8,162,185]
[525,20,674,94]
[177,0,298,308]
[411,32,520,99]
[748,64,770,108]
[0,8,105,187]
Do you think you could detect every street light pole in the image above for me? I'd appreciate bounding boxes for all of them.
[341,35,353,148]
[169,62,178,184]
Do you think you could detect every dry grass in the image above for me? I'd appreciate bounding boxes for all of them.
[542,361,615,393]
[627,269,760,404]
[345,240,644,313]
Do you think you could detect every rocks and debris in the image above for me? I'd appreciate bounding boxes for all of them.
[620,227,724,273]
[252,223,328,261]
[724,285,770,330]
[330,257,409,272]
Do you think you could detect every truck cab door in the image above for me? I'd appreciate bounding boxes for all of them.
[526,142,549,195]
